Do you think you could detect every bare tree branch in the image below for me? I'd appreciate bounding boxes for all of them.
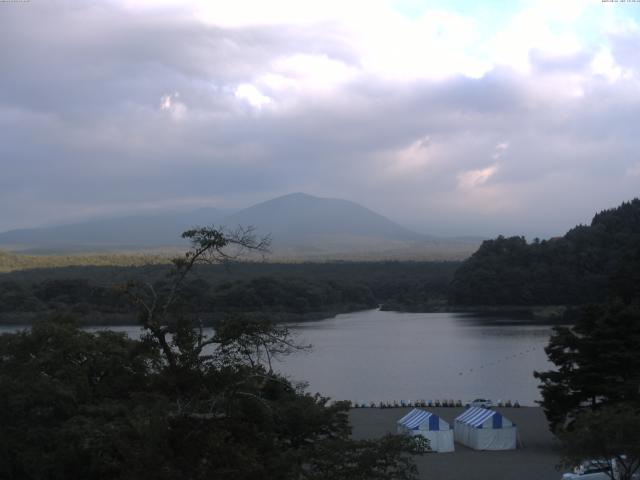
[124,225,270,369]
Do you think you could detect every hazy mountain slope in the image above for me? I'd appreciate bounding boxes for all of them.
[224,193,424,243]
[0,193,481,260]
[220,193,482,260]
[0,208,223,251]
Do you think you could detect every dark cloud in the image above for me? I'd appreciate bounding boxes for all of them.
[1,1,639,238]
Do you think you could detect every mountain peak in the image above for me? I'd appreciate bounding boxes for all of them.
[225,193,422,243]
[263,192,325,204]
[280,192,314,199]
[0,193,430,257]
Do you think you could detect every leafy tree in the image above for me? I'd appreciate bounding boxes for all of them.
[0,316,156,479]
[534,302,640,432]
[303,435,426,480]
[123,225,272,370]
[536,303,640,480]
[558,405,640,480]
[0,226,425,480]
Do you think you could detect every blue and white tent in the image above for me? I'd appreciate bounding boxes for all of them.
[397,409,454,453]
[454,407,517,450]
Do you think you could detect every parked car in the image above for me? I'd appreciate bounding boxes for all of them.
[562,459,640,480]
[562,460,613,480]
[469,398,493,408]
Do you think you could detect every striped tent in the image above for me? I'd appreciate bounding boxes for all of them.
[396,409,454,453]
[454,407,517,450]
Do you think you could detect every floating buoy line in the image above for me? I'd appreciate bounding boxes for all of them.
[345,346,537,409]
[457,346,538,377]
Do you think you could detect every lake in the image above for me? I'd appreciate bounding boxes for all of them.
[0,309,560,406]
[277,309,559,406]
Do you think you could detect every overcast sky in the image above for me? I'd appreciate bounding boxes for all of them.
[1,0,639,238]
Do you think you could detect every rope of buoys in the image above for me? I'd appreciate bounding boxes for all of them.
[456,346,540,376]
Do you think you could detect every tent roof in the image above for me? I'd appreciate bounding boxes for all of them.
[397,409,442,430]
[455,407,506,428]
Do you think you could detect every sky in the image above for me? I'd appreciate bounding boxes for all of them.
[1,0,640,238]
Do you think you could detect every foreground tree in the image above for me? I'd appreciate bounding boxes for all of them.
[0,226,425,480]
[559,405,640,480]
[536,299,640,480]
[534,302,640,432]
[124,225,273,370]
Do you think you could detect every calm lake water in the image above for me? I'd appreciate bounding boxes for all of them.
[0,309,559,406]
[278,309,558,406]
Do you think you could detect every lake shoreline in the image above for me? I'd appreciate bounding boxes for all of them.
[0,304,376,327]
[0,304,575,327]
[381,303,578,323]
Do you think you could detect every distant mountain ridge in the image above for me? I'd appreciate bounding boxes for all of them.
[0,193,480,260]
[0,208,225,252]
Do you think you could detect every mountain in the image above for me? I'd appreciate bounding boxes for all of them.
[222,193,454,259]
[0,208,224,252]
[225,192,423,242]
[0,193,481,259]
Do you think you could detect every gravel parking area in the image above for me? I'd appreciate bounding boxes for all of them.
[349,407,563,480]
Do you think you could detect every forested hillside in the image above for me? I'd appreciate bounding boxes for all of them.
[450,199,640,306]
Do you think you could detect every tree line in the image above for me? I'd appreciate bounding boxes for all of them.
[450,199,640,306]
[0,261,458,324]
[516,200,640,479]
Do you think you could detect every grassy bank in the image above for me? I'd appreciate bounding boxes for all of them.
[0,250,170,273]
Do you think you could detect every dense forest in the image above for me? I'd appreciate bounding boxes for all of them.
[0,261,459,325]
[0,228,426,479]
[3,199,638,324]
[450,199,640,306]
